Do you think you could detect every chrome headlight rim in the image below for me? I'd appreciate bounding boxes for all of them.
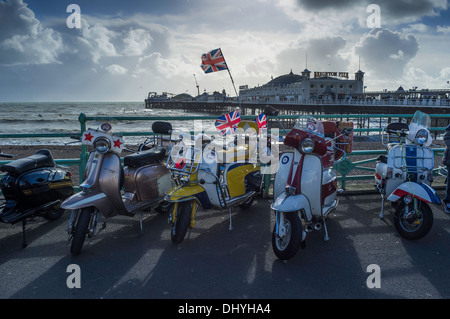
[94,137,111,153]
[300,138,315,154]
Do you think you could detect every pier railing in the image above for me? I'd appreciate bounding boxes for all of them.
[1,113,448,194]
[240,98,450,107]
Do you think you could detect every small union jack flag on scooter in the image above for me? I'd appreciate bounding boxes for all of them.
[215,110,241,136]
[255,113,267,133]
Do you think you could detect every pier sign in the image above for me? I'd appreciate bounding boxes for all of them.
[314,72,348,79]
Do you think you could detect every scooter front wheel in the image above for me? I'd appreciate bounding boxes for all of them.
[272,212,303,260]
[171,202,191,244]
[394,200,433,240]
[71,207,94,255]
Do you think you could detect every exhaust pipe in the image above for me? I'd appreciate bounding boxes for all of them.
[314,222,322,231]
[305,224,314,233]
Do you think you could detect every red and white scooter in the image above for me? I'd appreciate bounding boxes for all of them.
[271,115,353,260]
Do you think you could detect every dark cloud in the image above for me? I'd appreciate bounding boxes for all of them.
[275,36,349,73]
[296,0,446,21]
[376,0,445,19]
[354,28,419,78]
[297,0,355,11]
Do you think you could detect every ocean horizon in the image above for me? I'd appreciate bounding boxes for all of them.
[0,102,220,145]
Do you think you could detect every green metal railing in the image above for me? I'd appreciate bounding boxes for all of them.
[1,112,449,193]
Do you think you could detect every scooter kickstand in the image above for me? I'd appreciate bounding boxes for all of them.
[379,195,385,219]
[228,207,233,231]
[323,220,330,242]
[21,219,28,248]
[138,212,144,236]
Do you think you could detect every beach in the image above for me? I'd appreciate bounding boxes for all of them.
[0,144,83,185]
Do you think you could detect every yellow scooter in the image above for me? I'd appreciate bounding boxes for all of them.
[165,121,263,244]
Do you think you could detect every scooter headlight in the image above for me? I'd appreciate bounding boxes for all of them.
[94,137,111,153]
[300,138,315,154]
[414,129,428,145]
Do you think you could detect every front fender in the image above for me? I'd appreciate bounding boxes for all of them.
[271,192,312,221]
[387,182,442,205]
[60,191,122,218]
[165,185,212,209]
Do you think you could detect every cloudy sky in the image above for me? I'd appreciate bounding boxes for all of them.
[0,0,449,102]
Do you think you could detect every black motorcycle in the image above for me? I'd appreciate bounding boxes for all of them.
[0,149,74,247]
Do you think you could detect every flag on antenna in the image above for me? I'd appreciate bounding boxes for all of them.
[215,110,240,136]
[255,113,267,132]
[201,48,228,74]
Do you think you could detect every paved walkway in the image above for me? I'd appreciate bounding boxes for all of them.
[0,191,449,300]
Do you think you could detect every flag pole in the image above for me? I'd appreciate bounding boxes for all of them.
[220,48,243,114]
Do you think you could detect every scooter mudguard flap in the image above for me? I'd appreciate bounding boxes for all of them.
[387,182,441,204]
[270,192,312,221]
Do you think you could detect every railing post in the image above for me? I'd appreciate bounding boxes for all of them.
[78,113,87,181]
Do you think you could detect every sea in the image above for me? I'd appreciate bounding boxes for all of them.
[0,102,220,146]
[0,102,441,146]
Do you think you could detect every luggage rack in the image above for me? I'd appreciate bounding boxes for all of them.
[389,144,434,172]
[166,144,202,177]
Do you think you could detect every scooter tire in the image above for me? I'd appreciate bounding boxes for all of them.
[272,212,303,260]
[394,200,433,240]
[71,207,93,256]
[171,202,191,244]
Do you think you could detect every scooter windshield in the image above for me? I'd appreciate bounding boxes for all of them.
[293,117,325,138]
[411,110,431,129]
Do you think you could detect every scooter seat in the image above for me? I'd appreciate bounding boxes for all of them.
[0,149,55,176]
[124,146,166,168]
[377,155,387,163]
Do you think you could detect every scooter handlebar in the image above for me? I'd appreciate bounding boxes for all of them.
[386,128,408,136]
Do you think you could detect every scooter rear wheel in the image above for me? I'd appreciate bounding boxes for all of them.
[272,212,303,260]
[394,200,433,240]
[171,202,191,244]
[71,207,93,255]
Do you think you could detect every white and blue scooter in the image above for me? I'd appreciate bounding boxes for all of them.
[375,110,441,240]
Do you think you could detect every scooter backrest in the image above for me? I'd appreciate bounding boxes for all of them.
[152,121,172,135]
[322,121,337,138]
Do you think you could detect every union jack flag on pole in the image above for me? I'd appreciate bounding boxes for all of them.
[255,113,267,132]
[215,110,241,136]
[201,48,228,74]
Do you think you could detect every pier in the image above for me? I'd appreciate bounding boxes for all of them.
[145,99,450,116]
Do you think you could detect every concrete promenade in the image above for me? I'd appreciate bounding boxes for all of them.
[1,189,449,302]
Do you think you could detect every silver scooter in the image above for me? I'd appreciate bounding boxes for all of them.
[61,121,174,255]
